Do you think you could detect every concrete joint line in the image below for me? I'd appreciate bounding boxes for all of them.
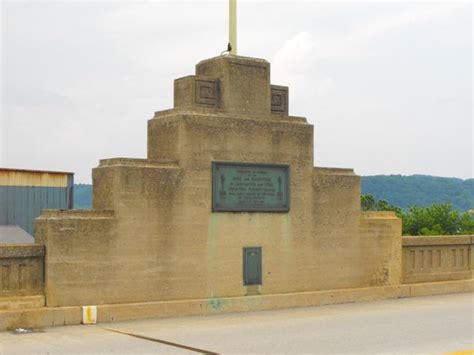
[100,326,219,354]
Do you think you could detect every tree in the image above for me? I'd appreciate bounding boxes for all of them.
[361,194,376,211]
[361,195,474,236]
[361,194,402,215]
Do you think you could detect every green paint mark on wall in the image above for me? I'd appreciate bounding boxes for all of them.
[208,297,225,311]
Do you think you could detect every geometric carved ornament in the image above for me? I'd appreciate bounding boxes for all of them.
[270,85,288,115]
[195,79,220,108]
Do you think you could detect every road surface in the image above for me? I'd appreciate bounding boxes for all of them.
[1,293,473,354]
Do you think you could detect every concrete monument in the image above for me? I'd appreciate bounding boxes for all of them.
[0,56,472,330]
[35,54,402,307]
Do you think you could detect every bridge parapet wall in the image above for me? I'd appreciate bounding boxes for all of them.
[0,244,44,297]
[402,235,473,284]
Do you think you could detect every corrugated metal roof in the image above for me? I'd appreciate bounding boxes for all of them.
[0,167,73,175]
[0,168,73,187]
[0,225,34,244]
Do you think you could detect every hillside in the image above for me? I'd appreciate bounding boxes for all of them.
[361,175,473,211]
[74,184,93,209]
[73,175,474,211]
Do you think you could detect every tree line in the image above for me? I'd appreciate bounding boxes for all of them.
[361,194,474,236]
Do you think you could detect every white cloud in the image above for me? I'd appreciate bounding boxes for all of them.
[270,3,471,178]
[271,2,470,109]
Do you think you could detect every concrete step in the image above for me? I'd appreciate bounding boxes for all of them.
[0,295,45,311]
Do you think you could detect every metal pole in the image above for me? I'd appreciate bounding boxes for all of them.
[229,0,237,55]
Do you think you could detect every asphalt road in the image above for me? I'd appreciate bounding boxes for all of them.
[1,293,473,354]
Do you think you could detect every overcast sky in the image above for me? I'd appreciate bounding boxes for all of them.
[1,1,472,183]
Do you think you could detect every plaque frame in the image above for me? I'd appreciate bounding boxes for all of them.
[212,161,290,212]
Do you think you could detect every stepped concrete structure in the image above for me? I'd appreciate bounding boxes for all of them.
[1,55,472,330]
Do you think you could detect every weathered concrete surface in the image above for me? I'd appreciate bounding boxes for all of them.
[1,279,472,331]
[1,293,472,354]
[25,54,470,326]
[403,235,474,283]
[0,295,44,311]
[195,55,271,115]
[34,55,402,308]
[0,244,44,298]
[35,210,116,307]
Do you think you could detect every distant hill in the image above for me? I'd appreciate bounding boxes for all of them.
[361,175,473,211]
[74,184,93,209]
[73,175,474,211]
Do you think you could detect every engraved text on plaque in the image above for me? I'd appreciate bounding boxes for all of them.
[212,162,290,212]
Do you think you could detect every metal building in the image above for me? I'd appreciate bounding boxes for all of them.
[0,168,74,237]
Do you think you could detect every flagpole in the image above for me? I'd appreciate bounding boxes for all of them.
[229,0,237,55]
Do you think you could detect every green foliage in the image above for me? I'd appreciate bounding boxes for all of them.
[361,194,402,215]
[459,211,474,233]
[361,194,474,236]
[362,175,473,211]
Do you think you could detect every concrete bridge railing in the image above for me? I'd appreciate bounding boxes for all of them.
[0,244,44,298]
[402,235,473,284]
[1,236,473,301]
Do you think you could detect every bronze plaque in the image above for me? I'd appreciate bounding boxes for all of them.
[212,162,290,212]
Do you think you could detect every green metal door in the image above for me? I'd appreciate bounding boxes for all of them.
[243,247,262,285]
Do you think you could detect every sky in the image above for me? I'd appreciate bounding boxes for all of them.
[0,1,472,183]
